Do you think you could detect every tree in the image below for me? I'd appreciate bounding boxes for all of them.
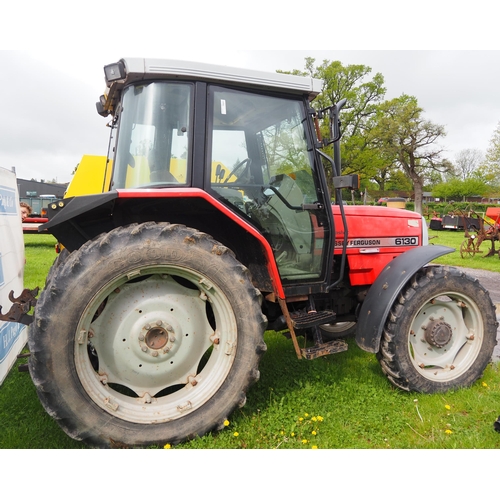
[432,177,488,202]
[370,94,449,214]
[480,122,500,190]
[370,162,394,191]
[453,149,484,181]
[422,168,446,191]
[278,58,387,191]
[385,169,413,192]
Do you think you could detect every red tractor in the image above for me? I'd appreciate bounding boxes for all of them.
[4,58,497,448]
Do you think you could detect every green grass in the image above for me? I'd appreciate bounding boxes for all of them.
[22,234,59,289]
[429,228,500,272]
[0,232,499,449]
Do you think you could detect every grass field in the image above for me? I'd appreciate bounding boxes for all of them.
[1,231,499,450]
[428,228,500,273]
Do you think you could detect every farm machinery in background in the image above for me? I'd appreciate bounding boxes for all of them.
[459,207,500,259]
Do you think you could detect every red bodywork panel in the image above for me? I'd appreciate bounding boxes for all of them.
[333,205,424,286]
[115,190,424,294]
[116,188,286,298]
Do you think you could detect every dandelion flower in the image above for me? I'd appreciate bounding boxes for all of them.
[304,413,309,417]
[317,416,324,422]
[299,417,304,422]
[311,416,317,422]
[164,443,171,449]
[302,439,308,444]
[482,382,488,387]
[291,432,295,437]
[233,432,239,437]
[223,420,230,427]
[445,429,453,435]
[311,445,318,449]
[311,431,317,436]
[445,405,451,410]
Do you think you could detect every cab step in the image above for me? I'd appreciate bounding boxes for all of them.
[292,310,336,330]
[301,339,348,360]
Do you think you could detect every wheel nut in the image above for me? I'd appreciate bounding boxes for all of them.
[142,346,148,352]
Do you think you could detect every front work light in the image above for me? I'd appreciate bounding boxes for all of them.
[104,61,126,84]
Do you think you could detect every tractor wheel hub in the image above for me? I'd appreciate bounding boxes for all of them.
[424,319,453,348]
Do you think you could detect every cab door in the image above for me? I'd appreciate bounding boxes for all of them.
[207,86,333,286]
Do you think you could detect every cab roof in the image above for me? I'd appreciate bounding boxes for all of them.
[98,57,323,116]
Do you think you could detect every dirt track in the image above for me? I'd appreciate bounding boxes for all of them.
[459,267,500,362]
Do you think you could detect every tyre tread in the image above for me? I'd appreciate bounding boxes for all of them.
[29,222,267,448]
[377,265,497,393]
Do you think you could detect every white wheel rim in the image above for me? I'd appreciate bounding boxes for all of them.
[74,265,237,424]
[408,290,484,382]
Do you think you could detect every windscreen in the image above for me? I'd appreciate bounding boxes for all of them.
[111,82,192,189]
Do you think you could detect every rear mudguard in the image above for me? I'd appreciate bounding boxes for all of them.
[355,245,454,353]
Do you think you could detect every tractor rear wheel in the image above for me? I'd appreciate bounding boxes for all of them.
[377,266,497,393]
[29,222,267,448]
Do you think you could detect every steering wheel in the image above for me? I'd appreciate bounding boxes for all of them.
[225,158,252,183]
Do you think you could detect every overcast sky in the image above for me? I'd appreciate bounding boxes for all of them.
[1,5,499,185]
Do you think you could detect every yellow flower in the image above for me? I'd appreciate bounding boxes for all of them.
[280,431,284,435]
[311,445,318,449]
[299,417,304,422]
[445,429,453,435]
[482,382,488,387]
[311,416,317,422]
[164,443,171,449]
[233,432,239,437]
[302,439,308,444]
[223,420,230,427]
[311,430,317,436]
[304,413,309,417]
[291,432,295,437]
[317,416,324,422]
[445,405,451,410]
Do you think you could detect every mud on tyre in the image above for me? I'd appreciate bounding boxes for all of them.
[29,222,267,448]
[377,265,497,393]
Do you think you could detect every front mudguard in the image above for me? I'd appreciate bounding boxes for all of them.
[355,245,454,353]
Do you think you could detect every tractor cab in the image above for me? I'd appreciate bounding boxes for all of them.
[97,58,350,291]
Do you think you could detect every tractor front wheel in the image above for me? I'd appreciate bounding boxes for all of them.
[377,266,497,393]
[29,222,267,448]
